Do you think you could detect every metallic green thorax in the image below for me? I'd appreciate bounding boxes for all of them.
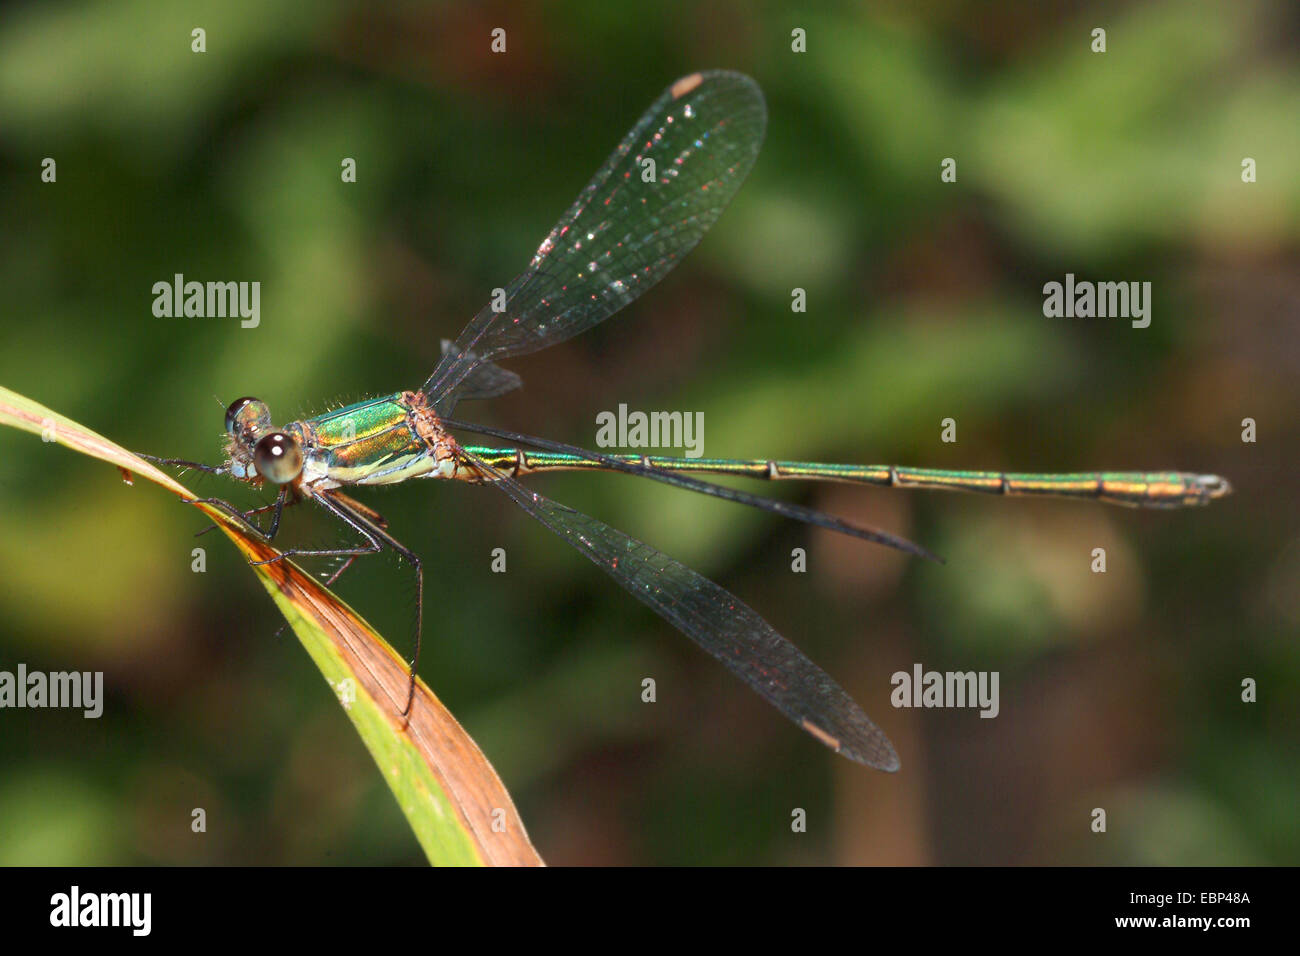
[295,393,444,487]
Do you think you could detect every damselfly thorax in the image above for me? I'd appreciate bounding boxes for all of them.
[222,391,472,496]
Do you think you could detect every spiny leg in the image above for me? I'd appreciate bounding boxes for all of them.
[290,495,390,588]
[181,490,286,542]
[249,489,386,651]
[141,454,294,539]
[262,487,288,540]
[150,451,422,717]
[337,511,423,721]
[267,499,389,638]
[248,488,383,566]
[136,453,227,476]
[185,487,290,542]
[160,467,419,721]
[194,498,284,539]
[267,512,386,640]
[181,484,406,700]
[319,555,358,589]
[253,491,424,722]
[305,497,389,589]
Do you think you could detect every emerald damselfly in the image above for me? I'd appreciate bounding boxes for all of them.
[146,72,1229,771]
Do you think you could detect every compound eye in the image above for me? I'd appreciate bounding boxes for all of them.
[225,397,271,437]
[252,432,303,484]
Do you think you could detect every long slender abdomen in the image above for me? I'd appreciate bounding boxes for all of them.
[460,446,1231,509]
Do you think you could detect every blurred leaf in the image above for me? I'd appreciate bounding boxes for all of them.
[0,0,345,151]
[971,0,1300,255]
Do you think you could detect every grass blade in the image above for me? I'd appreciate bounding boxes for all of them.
[0,385,542,867]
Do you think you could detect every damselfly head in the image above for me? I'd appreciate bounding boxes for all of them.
[224,397,271,443]
[223,396,303,484]
[251,432,304,484]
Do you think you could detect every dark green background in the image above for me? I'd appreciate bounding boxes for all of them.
[0,0,1295,865]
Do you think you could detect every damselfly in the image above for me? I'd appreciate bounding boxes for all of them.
[146,72,1230,771]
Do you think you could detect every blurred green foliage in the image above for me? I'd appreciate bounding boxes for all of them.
[0,0,1295,864]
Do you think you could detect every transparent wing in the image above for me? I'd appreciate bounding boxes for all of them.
[438,339,522,402]
[423,71,766,412]
[459,448,900,771]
